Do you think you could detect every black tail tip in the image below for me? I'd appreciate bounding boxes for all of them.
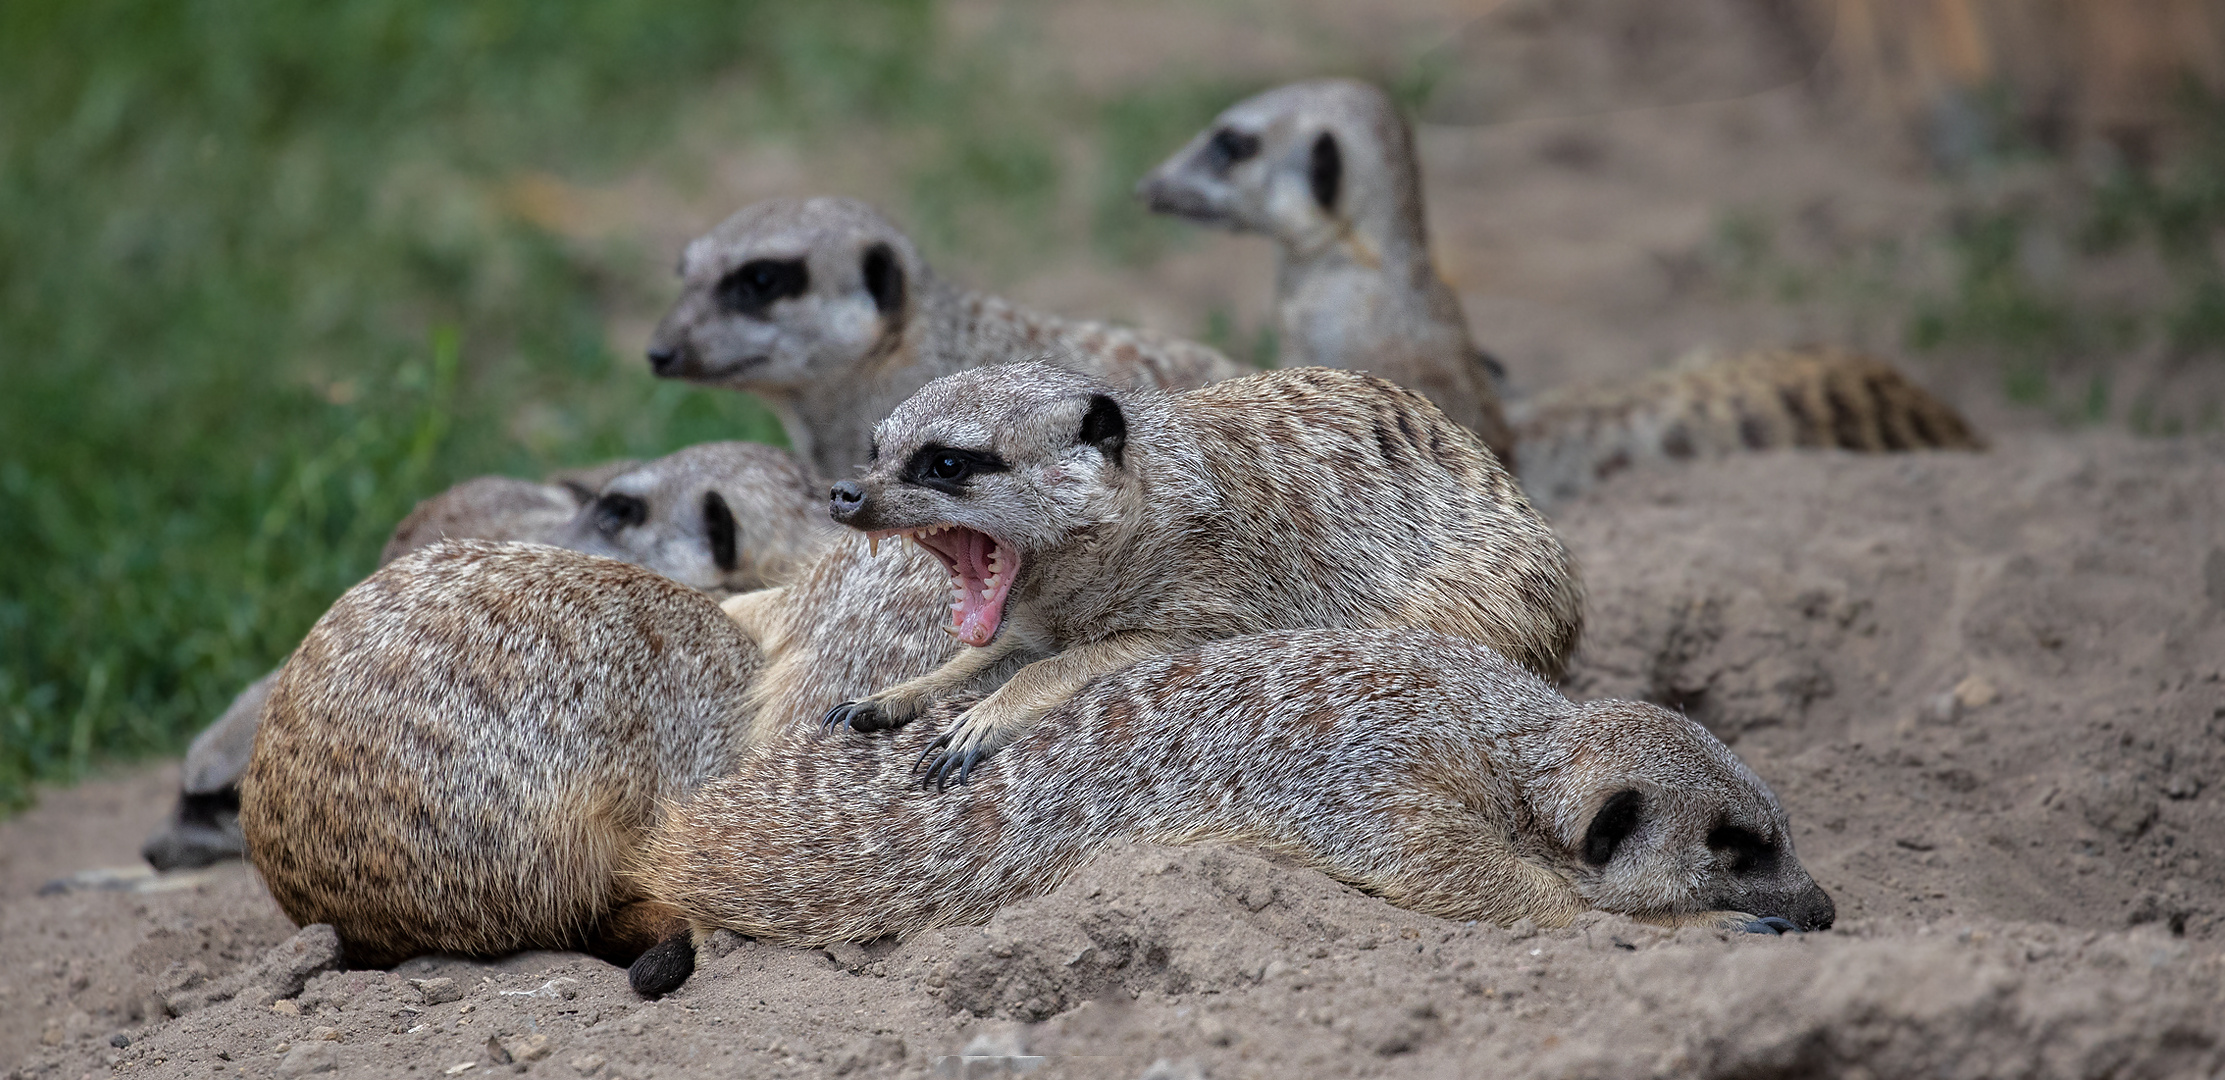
[628,933,696,998]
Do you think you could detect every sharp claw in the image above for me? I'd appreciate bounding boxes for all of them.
[956,748,981,786]
[821,702,851,734]
[1740,917,1800,935]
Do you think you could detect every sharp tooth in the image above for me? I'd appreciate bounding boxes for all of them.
[941,625,960,638]
[869,535,880,557]
[985,573,1000,589]
[949,600,963,611]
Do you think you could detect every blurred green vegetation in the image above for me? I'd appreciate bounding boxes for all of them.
[0,0,1291,812]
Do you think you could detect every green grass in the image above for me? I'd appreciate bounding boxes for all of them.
[0,0,1072,812]
[0,0,1333,813]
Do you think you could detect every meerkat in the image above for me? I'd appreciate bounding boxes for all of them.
[147,444,830,873]
[632,628,1834,994]
[817,361,1582,781]
[240,540,764,966]
[1138,78,1982,503]
[645,196,1250,480]
[548,441,837,598]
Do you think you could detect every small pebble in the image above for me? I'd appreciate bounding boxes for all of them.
[310,1026,341,1042]
[109,1034,130,1049]
[269,1000,302,1017]
[569,1053,606,1076]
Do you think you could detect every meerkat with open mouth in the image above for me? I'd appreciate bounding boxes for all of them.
[818,361,1581,781]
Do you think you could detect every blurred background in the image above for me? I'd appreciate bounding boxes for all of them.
[2,0,2221,811]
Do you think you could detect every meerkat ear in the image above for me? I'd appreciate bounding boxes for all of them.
[703,490,739,573]
[1079,394,1126,467]
[1309,131,1342,213]
[862,243,906,319]
[1581,789,1647,866]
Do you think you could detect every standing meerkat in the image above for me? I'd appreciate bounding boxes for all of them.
[818,361,1581,780]
[241,541,765,966]
[1139,78,1982,503]
[644,196,1250,480]
[148,443,830,873]
[634,629,1833,993]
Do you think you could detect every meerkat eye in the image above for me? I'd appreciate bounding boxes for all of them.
[594,492,648,533]
[1309,131,1342,213]
[715,258,809,316]
[1705,824,1776,875]
[1203,127,1260,172]
[1581,789,1646,866]
[903,445,1007,491]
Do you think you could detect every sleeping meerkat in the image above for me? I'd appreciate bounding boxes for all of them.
[645,196,1249,480]
[634,628,1833,993]
[818,362,1581,781]
[1139,78,1981,503]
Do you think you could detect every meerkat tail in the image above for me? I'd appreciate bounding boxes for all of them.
[1508,347,1982,502]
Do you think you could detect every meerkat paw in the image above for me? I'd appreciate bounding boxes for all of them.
[822,689,933,735]
[913,705,1033,789]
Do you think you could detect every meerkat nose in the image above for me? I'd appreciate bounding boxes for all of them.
[646,345,681,374]
[828,480,868,523]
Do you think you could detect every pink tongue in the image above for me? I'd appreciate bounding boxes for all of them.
[951,530,1007,646]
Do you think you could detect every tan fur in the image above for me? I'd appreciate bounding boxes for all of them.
[643,629,1834,947]
[378,475,588,566]
[823,363,1581,771]
[240,542,762,966]
[646,197,1248,479]
[1140,78,1982,503]
[150,443,829,873]
[1510,347,1986,503]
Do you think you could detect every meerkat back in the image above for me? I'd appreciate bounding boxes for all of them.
[1140,78,1981,503]
[240,540,761,967]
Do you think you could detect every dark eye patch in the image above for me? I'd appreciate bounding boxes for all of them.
[703,490,738,573]
[862,243,905,319]
[1202,126,1261,173]
[902,444,1008,494]
[1706,824,1777,875]
[1582,789,1645,866]
[1309,131,1341,213]
[714,258,810,317]
[594,492,648,534]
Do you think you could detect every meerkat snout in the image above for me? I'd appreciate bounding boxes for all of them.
[1556,702,1835,932]
[828,480,867,523]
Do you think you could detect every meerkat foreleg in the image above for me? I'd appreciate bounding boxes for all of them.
[1629,908,1797,934]
[917,631,1182,787]
[823,631,1034,736]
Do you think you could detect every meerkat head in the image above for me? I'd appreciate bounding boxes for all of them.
[647,197,923,391]
[1137,78,1423,261]
[552,442,833,595]
[1543,701,1836,931]
[826,363,1139,646]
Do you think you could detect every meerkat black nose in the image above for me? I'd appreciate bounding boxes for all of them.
[646,345,680,374]
[828,480,867,523]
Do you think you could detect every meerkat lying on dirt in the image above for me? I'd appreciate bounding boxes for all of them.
[817,362,1581,781]
[147,444,828,873]
[632,628,1833,995]
[1139,78,1981,501]
[240,541,764,967]
[644,196,1249,479]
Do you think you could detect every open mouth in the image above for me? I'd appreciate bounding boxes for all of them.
[867,524,1019,646]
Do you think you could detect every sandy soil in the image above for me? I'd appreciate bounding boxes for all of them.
[7,430,2221,1080]
[9,2,2225,1077]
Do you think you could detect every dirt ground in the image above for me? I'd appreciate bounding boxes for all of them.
[9,2,2225,1077]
